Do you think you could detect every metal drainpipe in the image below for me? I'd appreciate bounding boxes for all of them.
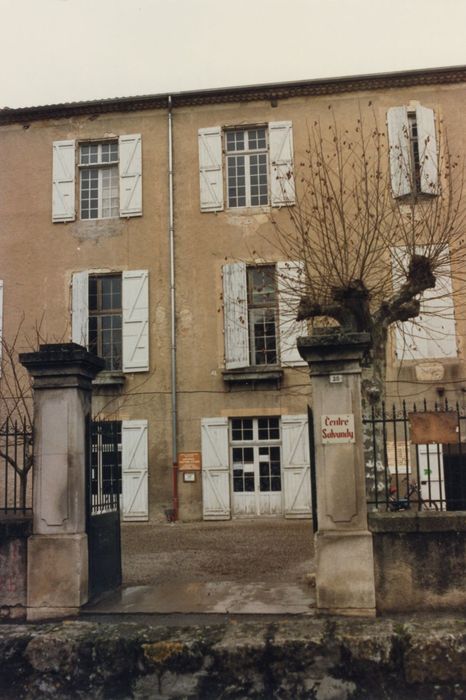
[168,95,178,520]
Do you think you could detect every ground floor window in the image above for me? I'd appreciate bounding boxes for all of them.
[231,416,282,515]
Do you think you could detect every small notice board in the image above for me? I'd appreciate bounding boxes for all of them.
[178,452,202,471]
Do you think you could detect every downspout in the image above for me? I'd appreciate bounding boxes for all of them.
[168,95,178,520]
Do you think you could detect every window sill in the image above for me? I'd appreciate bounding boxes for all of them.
[222,365,283,389]
[93,371,125,387]
[225,205,271,215]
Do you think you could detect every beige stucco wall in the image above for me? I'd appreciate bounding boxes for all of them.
[1,76,465,521]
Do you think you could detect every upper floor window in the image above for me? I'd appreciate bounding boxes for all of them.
[387,105,438,198]
[226,128,269,208]
[247,265,277,365]
[198,122,295,212]
[79,142,119,220]
[72,269,149,373]
[52,134,142,222]
[392,247,457,360]
[88,274,122,370]
[222,261,307,370]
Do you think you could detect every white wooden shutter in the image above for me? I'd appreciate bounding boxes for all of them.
[119,134,142,217]
[198,127,224,212]
[416,105,438,195]
[71,271,89,348]
[392,248,457,360]
[387,107,411,197]
[122,419,148,521]
[223,262,249,369]
[52,140,76,222]
[282,414,312,518]
[269,121,295,206]
[201,417,231,520]
[277,261,307,366]
[0,281,3,374]
[122,270,149,372]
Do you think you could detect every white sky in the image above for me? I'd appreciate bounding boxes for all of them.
[1,0,466,109]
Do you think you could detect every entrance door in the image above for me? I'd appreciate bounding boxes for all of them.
[231,417,283,516]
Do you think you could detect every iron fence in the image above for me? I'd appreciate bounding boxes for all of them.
[0,418,33,516]
[364,400,466,512]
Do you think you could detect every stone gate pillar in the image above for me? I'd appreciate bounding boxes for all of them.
[20,343,104,621]
[298,331,376,616]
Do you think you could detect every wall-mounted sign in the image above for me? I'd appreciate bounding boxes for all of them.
[409,412,459,444]
[178,452,202,471]
[183,472,196,483]
[321,414,355,444]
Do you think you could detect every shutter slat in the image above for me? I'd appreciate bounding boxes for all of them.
[223,262,249,369]
[198,127,224,212]
[392,247,457,360]
[119,134,142,217]
[122,270,149,372]
[277,261,307,366]
[387,107,411,197]
[282,415,312,518]
[122,420,148,521]
[269,121,295,206]
[201,417,230,520]
[71,271,89,348]
[52,140,76,222]
[416,105,438,195]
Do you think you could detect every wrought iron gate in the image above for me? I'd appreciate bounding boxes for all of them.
[87,420,122,600]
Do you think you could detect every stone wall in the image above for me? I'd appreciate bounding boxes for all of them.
[369,511,466,613]
[0,518,32,620]
[1,617,466,699]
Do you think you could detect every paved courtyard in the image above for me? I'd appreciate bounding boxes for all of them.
[86,518,316,615]
[121,517,315,586]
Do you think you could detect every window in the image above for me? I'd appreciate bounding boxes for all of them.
[52,134,142,222]
[91,421,122,498]
[247,265,277,365]
[231,417,282,495]
[72,269,149,373]
[226,128,268,208]
[79,142,119,220]
[89,274,122,370]
[201,414,311,519]
[392,247,456,360]
[198,122,295,212]
[222,261,307,370]
[90,419,149,521]
[387,105,438,198]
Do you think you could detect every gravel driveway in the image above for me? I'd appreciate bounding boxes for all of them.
[121,518,315,587]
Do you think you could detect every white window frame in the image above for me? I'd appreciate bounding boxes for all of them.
[79,141,119,220]
[247,265,278,367]
[225,126,269,209]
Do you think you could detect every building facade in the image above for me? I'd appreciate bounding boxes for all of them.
[1,66,465,521]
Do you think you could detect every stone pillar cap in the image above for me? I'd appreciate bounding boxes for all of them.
[298,330,371,363]
[20,343,105,380]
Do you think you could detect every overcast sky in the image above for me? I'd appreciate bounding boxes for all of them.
[1,0,465,109]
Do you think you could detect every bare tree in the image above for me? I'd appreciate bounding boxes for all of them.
[271,104,466,408]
